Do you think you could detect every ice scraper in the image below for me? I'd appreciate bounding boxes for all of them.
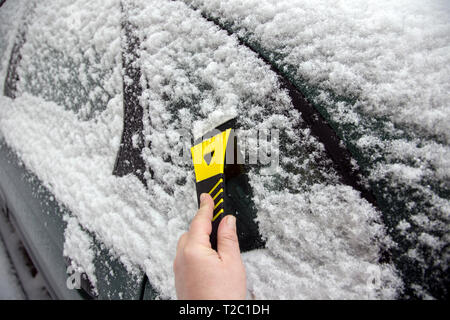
[191,116,236,250]
[190,116,265,252]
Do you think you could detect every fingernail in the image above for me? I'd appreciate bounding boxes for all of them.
[227,215,236,228]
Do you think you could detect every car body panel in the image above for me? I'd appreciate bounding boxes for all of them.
[0,0,146,299]
[0,139,82,299]
[0,139,145,299]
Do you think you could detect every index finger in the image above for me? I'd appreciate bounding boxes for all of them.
[188,193,214,246]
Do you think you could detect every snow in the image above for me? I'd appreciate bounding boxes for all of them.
[1,0,404,299]
[0,237,25,300]
[183,0,450,298]
[4,0,449,299]
[185,0,450,142]
[16,0,122,120]
[120,0,401,298]
[0,0,25,94]
[245,183,401,299]
[0,89,400,298]
[63,216,98,294]
[396,220,411,234]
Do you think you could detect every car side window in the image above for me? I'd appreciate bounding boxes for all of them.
[12,1,121,120]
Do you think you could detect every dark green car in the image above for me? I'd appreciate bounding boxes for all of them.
[0,0,448,300]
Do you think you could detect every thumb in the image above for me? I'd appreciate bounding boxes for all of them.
[188,193,214,247]
[217,215,241,262]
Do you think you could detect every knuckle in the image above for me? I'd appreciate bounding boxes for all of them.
[197,208,211,219]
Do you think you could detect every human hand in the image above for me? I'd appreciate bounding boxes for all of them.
[174,193,246,300]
